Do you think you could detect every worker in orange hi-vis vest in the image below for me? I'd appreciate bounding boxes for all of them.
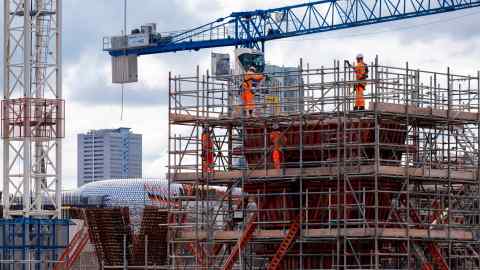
[201,126,214,173]
[241,66,265,117]
[269,123,286,170]
[354,53,369,110]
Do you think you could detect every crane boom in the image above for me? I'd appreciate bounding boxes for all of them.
[104,0,480,57]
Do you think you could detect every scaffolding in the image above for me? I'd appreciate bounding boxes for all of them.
[167,57,480,270]
[0,218,69,270]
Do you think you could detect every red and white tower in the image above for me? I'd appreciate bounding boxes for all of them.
[2,0,64,218]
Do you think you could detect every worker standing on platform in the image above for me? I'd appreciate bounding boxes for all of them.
[201,126,214,173]
[354,54,369,110]
[270,123,286,169]
[241,66,265,117]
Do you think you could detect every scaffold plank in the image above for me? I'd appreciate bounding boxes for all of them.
[178,228,475,241]
[171,102,479,126]
[171,165,478,183]
[370,102,479,122]
[170,113,215,123]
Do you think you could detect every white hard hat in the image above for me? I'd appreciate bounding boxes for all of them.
[356,53,364,59]
[273,123,279,129]
[249,66,256,72]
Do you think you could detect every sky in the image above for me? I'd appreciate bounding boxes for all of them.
[2,0,480,190]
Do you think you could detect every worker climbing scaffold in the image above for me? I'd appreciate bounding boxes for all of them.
[241,66,266,117]
[354,54,369,110]
[269,123,286,169]
[201,126,214,173]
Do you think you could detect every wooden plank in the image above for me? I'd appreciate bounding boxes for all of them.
[178,228,474,241]
[379,165,477,180]
[171,165,477,182]
[172,103,479,124]
[370,102,479,122]
[170,113,216,123]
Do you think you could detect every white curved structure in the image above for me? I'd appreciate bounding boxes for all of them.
[66,178,181,208]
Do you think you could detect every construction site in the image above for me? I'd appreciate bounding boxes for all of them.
[2,0,480,270]
[167,58,480,269]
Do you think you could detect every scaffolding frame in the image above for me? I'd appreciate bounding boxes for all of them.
[168,57,480,270]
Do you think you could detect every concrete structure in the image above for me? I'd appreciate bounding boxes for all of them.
[77,128,142,187]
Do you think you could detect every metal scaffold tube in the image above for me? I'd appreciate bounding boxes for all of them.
[168,57,480,269]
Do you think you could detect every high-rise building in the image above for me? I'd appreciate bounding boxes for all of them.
[77,128,142,187]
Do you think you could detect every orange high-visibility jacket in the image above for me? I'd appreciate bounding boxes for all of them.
[270,131,286,151]
[241,71,265,109]
[355,62,368,80]
[201,131,213,155]
[242,71,265,92]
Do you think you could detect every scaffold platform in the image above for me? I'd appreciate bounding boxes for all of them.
[167,58,480,269]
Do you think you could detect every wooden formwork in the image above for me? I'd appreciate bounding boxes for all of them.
[132,206,169,266]
[84,208,133,267]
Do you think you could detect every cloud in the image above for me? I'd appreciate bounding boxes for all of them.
[64,50,168,106]
[2,0,480,191]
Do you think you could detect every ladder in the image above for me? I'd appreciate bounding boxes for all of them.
[53,223,90,270]
[452,126,478,165]
[267,217,300,270]
[34,0,53,96]
[222,214,258,270]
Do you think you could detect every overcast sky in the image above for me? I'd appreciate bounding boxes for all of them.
[2,1,480,189]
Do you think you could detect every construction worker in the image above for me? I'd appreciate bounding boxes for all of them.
[354,54,369,110]
[269,123,286,169]
[201,126,214,173]
[241,66,265,117]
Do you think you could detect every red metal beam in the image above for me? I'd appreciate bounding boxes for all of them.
[53,224,89,270]
[427,243,449,270]
[66,233,90,269]
[267,217,300,270]
[222,214,257,270]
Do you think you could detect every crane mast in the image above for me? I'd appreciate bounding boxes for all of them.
[2,0,64,218]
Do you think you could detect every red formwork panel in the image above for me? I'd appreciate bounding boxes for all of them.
[255,242,337,269]
[1,97,65,139]
[243,118,408,168]
[258,240,412,269]
[238,118,416,268]
[245,179,402,230]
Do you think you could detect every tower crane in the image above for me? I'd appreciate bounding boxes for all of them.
[101,2,480,269]
[103,0,480,83]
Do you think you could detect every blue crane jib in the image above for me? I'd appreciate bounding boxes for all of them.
[103,0,480,57]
